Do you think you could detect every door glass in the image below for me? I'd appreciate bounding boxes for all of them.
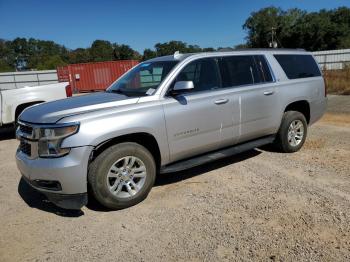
[274,54,321,79]
[175,58,220,92]
[254,55,273,83]
[219,56,260,88]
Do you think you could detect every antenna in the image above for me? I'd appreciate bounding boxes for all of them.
[173,51,181,59]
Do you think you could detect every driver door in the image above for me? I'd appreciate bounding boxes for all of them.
[162,58,234,162]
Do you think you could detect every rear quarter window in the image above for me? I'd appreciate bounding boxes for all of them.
[274,54,321,79]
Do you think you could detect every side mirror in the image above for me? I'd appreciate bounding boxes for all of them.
[173,81,194,91]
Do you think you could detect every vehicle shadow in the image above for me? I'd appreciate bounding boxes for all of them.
[0,125,15,141]
[258,143,282,153]
[154,149,261,186]
[18,149,261,214]
[17,178,84,217]
[87,149,262,212]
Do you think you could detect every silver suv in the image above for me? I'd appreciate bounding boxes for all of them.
[16,49,327,210]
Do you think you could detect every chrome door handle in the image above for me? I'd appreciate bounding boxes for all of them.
[214,98,229,105]
[263,91,274,96]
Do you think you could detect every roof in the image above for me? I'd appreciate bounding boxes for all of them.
[145,48,308,63]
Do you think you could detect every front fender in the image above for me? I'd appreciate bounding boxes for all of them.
[60,103,170,165]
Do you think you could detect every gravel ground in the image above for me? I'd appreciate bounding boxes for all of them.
[0,96,349,261]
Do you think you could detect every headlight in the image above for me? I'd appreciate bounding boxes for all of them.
[38,124,79,158]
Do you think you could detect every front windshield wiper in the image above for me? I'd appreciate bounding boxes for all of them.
[107,89,129,96]
[107,88,149,97]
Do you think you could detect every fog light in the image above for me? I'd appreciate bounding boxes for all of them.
[32,180,62,191]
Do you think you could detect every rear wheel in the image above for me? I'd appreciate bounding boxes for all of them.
[88,142,156,210]
[274,111,307,153]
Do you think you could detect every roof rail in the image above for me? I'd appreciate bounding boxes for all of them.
[217,48,235,52]
[214,48,307,53]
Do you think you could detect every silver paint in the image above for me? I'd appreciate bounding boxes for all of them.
[16,49,327,196]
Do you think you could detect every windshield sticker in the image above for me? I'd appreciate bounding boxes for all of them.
[141,63,150,67]
[146,88,156,95]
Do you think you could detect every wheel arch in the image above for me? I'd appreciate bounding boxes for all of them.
[91,132,162,172]
[283,100,310,124]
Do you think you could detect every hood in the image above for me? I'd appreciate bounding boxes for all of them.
[19,92,139,124]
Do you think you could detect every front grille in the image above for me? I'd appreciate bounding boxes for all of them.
[20,140,32,157]
[19,124,33,136]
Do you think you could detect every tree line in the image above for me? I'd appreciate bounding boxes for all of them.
[243,6,350,50]
[0,6,349,72]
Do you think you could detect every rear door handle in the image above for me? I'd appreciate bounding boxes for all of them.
[263,91,274,96]
[214,98,229,105]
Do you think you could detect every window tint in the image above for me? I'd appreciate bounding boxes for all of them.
[254,55,273,83]
[274,54,321,79]
[218,56,261,88]
[175,58,220,92]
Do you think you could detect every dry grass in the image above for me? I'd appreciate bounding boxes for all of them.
[320,113,350,126]
[304,138,326,150]
[323,68,350,95]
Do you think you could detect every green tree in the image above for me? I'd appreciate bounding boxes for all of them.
[243,7,282,48]
[0,59,13,72]
[142,48,157,60]
[142,41,216,60]
[154,41,188,56]
[243,6,350,51]
[0,39,15,72]
[113,44,141,60]
[68,48,91,64]
[89,40,114,62]
[36,55,67,70]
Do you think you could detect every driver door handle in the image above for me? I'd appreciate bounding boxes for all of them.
[214,98,229,105]
[263,91,274,96]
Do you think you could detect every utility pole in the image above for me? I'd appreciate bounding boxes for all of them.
[269,27,278,48]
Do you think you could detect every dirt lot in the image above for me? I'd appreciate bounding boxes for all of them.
[0,96,349,261]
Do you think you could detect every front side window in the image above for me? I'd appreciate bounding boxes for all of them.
[173,58,220,92]
[274,54,321,79]
[107,61,178,96]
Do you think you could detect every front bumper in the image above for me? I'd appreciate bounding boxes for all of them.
[22,176,88,209]
[16,145,93,209]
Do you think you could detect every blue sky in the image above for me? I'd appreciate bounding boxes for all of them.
[0,0,349,53]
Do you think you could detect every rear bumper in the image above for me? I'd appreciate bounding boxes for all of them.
[309,97,327,125]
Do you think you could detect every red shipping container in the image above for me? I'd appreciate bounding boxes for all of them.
[57,60,139,92]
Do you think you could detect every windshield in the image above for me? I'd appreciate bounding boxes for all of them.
[107,61,178,97]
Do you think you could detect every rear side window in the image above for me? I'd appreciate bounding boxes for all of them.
[218,55,273,88]
[274,54,321,79]
[254,55,273,83]
[219,56,259,87]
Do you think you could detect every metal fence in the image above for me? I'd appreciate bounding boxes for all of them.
[312,49,350,70]
[0,70,58,90]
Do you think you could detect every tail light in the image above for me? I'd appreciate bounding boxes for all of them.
[65,84,72,97]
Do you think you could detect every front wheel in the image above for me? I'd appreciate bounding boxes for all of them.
[274,111,307,153]
[88,142,156,210]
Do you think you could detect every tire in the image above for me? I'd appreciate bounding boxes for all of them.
[274,111,307,153]
[88,142,156,210]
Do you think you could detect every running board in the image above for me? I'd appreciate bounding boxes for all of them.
[160,135,275,174]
